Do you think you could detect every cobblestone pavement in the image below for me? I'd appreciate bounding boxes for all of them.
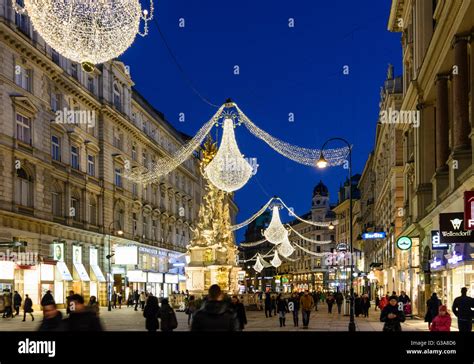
[0,306,459,332]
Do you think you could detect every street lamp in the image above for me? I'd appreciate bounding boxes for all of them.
[317,137,355,332]
[106,221,123,311]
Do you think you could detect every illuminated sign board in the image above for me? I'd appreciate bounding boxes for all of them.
[362,232,386,240]
[439,212,474,244]
[396,236,412,250]
[431,230,448,250]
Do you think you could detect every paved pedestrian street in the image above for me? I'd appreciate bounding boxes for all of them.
[0,306,458,332]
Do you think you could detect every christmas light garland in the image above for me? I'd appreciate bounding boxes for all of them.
[239,238,268,248]
[230,198,274,231]
[287,225,333,245]
[292,241,326,257]
[277,198,338,227]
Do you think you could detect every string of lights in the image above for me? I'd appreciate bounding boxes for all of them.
[286,225,334,245]
[292,241,326,257]
[277,198,338,227]
[230,198,274,231]
[239,238,268,248]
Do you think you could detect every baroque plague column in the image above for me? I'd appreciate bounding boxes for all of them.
[185,137,240,296]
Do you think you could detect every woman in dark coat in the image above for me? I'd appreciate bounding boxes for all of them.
[158,298,178,332]
[276,293,289,327]
[143,296,159,331]
[380,296,405,331]
[22,294,34,322]
[361,294,371,317]
[354,293,362,317]
[425,292,441,329]
[231,296,247,331]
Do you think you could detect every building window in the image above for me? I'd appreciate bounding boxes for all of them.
[114,167,122,187]
[131,144,137,161]
[71,63,78,80]
[142,152,148,168]
[52,191,62,217]
[16,113,31,144]
[89,198,97,225]
[50,91,60,112]
[153,220,158,240]
[317,246,321,253]
[52,50,60,65]
[87,155,95,176]
[87,76,94,93]
[143,216,148,238]
[132,213,137,235]
[118,209,125,230]
[15,0,29,35]
[71,197,80,221]
[113,130,123,150]
[51,135,61,161]
[132,183,138,197]
[15,168,33,207]
[113,83,121,110]
[71,146,80,169]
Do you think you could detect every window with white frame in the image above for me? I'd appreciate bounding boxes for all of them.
[15,64,31,91]
[50,91,60,112]
[113,83,121,110]
[87,155,95,176]
[131,144,137,161]
[51,135,61,161]
[71,197,80,221]
[71,145,80,169]
[114,167,123,187]
[16,113,31,144]
[88,197,97,225]
[15,168,33,207]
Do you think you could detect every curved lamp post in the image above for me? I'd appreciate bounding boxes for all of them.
[316,137,355,332]
[106,221,123,311]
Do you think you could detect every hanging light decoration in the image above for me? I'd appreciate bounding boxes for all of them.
[253,254,264,273]
[264,205,289,244]
[277,236,295,258]
[205,118,253,193]
[270,251,282,268]
[13,0,154,71]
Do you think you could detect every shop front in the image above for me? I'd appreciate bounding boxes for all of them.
[146,272,163,296]
[164,273,178,297]
[89,247,106,303]
[72,245,90,300]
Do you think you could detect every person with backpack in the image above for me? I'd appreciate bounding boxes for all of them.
[158,298,178,332]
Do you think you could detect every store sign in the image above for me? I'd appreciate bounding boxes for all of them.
[90,247,98,266]
[439,212,474,244]
[52,242,64,262]
[56,261,73,281]
[139,246,159,256]
[464,191,474,230]
[431,230,448,250]
[164,274,178,284]
[447,253,463,265]
[396,236,412,250]
[0,261,15,280]
[127,270,147,282]
[114,246,138,265]
[72,246,82,264]
[362,232,386,240]
[430,258,443,269]
[147,272,163,283]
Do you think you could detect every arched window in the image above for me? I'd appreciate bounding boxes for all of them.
[70,190,81,222]
[88,195,98,226]
[113,83,121,110]
[51,181,63,217]
[15,168,33,207]
[114,200,125,231]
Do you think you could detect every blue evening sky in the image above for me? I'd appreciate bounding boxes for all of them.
[121,0,402,242]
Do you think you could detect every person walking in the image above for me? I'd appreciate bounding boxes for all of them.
[361,294,371,317]
[40,290,55,307]
[38,302,63,331]
[2,289,12,318]
[452,287,474,332]
[425,292,441,329]
[335,291,344,315]
[264,291,272,318]
[300,290,314,329]
[111,291,117,309]
[143,295,160,332]
[379,294,389,311]
[312,291,319,312]
[22,294,34,322]
[88,296,100,316]
[374,295,380,311]
[158,298,178,332]
[430,305,451,332]
[186,295,197,326]
[127,292,133,307]
[13,291,22,317]
[63,294,103,331]
[139,291,146,310]
[326,293,335,314]
[231,296,247,331]
[380,295,405,332]
[354,293,362,317]
[276,293,289,327]
[133,290,140,311]
[288,292,300,327]
[117,291,122,309]
[271,294,277,316]
[191,285,239,331]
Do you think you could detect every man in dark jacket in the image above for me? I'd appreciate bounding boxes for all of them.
[38,303,63,331]
[335,291,344,315]
[191,284,239,331]
[264,290,272,318]
[2,290,12,318]
[13,291,22,317]
[452,287,474,332]
[380,295,405,331]
[134,290,140,311]
[63,294,103,331]
[231,296,247,331]
[158,298,178,332]
[41,290,55,307]
[288,292,300,327]
[22,294,34,322]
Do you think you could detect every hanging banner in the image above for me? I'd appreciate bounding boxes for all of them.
[464,191,474,230]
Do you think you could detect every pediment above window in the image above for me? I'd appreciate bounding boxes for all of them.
[11,96,38,118]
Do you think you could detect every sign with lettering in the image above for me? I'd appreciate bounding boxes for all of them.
[439,212,474,244]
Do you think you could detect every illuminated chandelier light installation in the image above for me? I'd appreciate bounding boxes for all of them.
[277,236,295,258]
[270,251,282,268]
[204,118,253,193]
[13,0,154,70]
[263,205,289,244]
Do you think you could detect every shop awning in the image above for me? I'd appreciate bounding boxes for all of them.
[73,263,90,282]
[90,265,106,282]
[147,272,163,283]
[56,261,73,281]
[127,270,147,282]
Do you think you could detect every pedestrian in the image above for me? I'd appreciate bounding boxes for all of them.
[88,296,100,316]
[13,291,22,317]
[288,292,300,327]
[2,289,12,318]
[231,296,247,331]
[186,295,197,325]
[127,292,133,307]
[40,290,55,307]
[374,295,380,311]
[143,295,160,331]
[117,291,122,309]
[66,290,74,315]
[38,303,63,331]
[63,294,103,331]
[379,294,388,311]
[312,291,319,311]
[271,294,277,316]
[140,291,146,310]
[354,293,362,317]
[22,294,34,322]
[326,293,335,314]
[276,293,289,327]
[335,291,344,315]
[398,291,410,304]
[158,298,178,332]
[452,287,474,332]
[430,305,451,332]
[264,290,272,318]
[134,290,140,311]
[112,291,117,309]
[191,284,239,331]
[361,294,371,317]
[425,292,441,329]
[380,295,405,332]
[300,290,314,329]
